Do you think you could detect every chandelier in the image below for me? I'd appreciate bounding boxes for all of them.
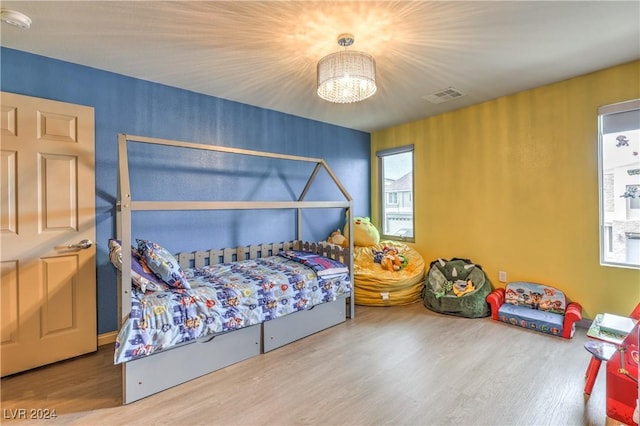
[317,34,377,104]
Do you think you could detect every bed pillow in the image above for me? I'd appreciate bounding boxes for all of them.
[108,239,170,293]
[136,239,191,289]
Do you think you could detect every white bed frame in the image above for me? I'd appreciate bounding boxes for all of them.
[116,134,354,404]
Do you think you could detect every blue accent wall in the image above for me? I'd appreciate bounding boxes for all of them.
[1,47,370,334]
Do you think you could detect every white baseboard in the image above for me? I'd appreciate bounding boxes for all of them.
[96,318,595,345]
[98,331,118,347]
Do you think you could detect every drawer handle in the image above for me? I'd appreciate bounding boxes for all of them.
[197,334,217,344]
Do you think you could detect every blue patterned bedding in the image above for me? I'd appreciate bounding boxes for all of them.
[114,253,351,364]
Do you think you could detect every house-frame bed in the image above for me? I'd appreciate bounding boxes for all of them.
[116,134,354,404]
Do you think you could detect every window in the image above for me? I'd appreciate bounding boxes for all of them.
[377,145,414,240]
[598,99,640,269]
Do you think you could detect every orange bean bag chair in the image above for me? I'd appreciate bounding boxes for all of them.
[353,240,426,306]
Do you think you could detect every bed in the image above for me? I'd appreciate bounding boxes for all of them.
[115,134,354,404]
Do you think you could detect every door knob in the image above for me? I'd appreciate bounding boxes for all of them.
[67,239,93,250]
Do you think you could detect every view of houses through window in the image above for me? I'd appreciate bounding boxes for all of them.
[377,146,414,239]
[599,100,640,269]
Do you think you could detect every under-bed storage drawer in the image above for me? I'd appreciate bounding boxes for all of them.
[263,296,347,352]
[123,324,261,404]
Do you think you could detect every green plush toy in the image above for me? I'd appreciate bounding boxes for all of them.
[344,216,380,247]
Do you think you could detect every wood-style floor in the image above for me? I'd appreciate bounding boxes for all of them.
[1,303,612,425]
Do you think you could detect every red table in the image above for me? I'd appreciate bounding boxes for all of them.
[605,322,639,425]
[583,313,634,396]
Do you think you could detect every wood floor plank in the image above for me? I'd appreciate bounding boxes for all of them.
[1,303,610,425]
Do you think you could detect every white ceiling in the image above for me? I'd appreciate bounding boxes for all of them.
[1,1,639,132]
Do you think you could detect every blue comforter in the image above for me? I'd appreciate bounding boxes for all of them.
[115,254,350,364]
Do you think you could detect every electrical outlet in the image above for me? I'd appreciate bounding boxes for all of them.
[498,271,507,283]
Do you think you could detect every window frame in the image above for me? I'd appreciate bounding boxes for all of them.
[377,145,415,242]
[598,99,640,270]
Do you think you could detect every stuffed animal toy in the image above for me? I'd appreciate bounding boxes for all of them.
[381,252,402,272]
[344,216,380,247]
[374,245,407,272]
[452,279,475,297]
[326,229,347,248]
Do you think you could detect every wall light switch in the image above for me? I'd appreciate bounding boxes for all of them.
[498,271,507,283]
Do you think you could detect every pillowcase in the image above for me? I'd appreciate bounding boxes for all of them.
[108,239,170,293]
[136,239,191,289]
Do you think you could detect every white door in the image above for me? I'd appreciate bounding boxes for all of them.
[1,92,96,376]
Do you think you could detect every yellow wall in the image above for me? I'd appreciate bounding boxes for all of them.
[371,60,640,319]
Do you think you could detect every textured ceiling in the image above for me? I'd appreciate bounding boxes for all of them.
[1,1,639,132]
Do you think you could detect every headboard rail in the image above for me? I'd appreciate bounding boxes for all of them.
[176,240,347,269]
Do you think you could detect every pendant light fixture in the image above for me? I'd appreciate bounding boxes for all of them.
[317,33,377,104]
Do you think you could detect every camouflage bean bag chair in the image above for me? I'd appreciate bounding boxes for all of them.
[422,257,492,318]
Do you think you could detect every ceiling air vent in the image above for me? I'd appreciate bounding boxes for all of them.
[423,87,464,104]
